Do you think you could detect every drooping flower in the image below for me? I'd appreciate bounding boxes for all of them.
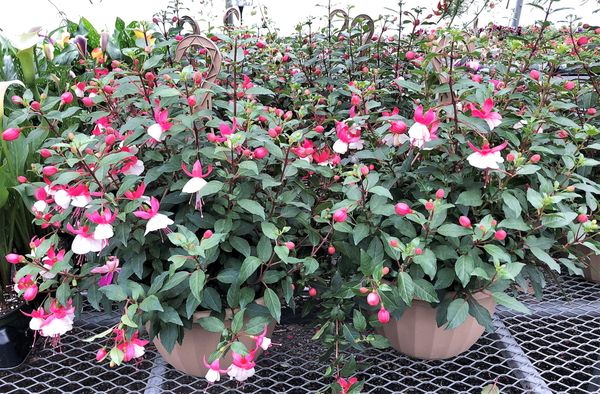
[203,357,228,383]
[338,376,359,394]
[466,141,508,169]
[14,275,38,301]
[133,197,174,235]
[291,139,315,160]
[72,35,88,57]
[124,182,146,200]
[227,350,256,382]
[383,120,409,147]
[66,223,104,255]
[147,100,172,141]
[407,105,438,149]
[469,98,503,130]
[41,246,65,279]
[181,161,213,194]
[22,307,47,331]
[333,122,363,154]
[252,324,272,351]
[90,256,121,287]
[118,331,148,362]
[86,209,117,241]
[312,147,339,166]
[53,184,92,209]
[39,299,75,338]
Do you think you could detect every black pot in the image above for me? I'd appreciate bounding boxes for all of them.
[0,302,34,369]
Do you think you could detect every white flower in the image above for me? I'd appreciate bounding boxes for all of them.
[182,177,207,194]
[147,123,164,141]
[206,368,221,383]
[72,235,103,255]
[467,151,504,169]
[227,365,255,382]
[145,214,174,235]
[407,122,432,149]
[93,223,114,240]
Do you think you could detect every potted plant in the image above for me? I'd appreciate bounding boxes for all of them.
[5,14,339,383]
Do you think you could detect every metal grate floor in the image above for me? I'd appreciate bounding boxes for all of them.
[2,276,600,393]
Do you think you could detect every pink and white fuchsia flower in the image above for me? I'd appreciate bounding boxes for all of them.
[67,223,104,255]
[227,350,256,382]
[86,209,117,241]
[14,274,38,301]
[147,100,172,142]
[133,197,174,235]
[90,256,121,287]
[333,122,364,154]
[181,160,213,194]
[468,98,503,130]
[466,141,508,169]
[117,330,148,362]
[41,246,65,279]
[407,105,438,149]
[54,184,92,209]
[203,357,228,383]
[252,324,272,351]
[383,120,408,147]
[39,299,75,338]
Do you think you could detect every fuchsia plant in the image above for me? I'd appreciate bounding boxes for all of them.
[0,3,599,392]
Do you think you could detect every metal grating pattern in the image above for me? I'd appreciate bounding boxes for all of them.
[1,276,600,393]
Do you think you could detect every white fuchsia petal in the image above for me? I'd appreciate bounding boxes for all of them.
[145,214,174,235]
[53,190,71,209]
[93,224,114,240]
[182,177,207,194]
[147,123,164,141]
[71,235,92,255]
[333,139,348,154]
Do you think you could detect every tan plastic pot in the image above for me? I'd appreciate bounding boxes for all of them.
[153,298,275,377]
[577,245,600,283]
[379,292,496,360]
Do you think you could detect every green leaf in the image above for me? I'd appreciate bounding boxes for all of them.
[353,309,367,331]
[198,316,225,332]
[0,80,25,125]
[246,86,275,96]
[468,298,494,332]
[455,189,482,207]
[143,54,164,70]
[412,279,439,303]
[483,244,512,263]
[231,309,245,334]
[541,212,577,228]
[394,79,422,93]
[455,255,474,287]
[502,191,522,218]
[230,236,251,257]
[239,256,262,283]
[230,341,249,355]
[369,186,393,199]
[353,223,369,245]
[264,287,281,323]
[190,270,206,300]
[237,199,265,219]
[446,298,469,329]
[139,295,163,312]
[261,222,279,240]
[201,287,222,312]
[530,247,560,271]
[198,180,223,198]
[159,306,183,325]
[99,285,127,302]
[492,292,529,314]
[396,271,414,305]
[413,249,436,280]
[526,188,544,209]
[437,224,473,237]
[161,271,189,292]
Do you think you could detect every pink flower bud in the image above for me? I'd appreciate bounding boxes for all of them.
[459,216,472,228]
[394,202,412,216]
[564,81,575,90]
[23,284,38,301]
[175,34,184,41]
[2,127,21,141]
[253,147,269,159]
[415,247,423,255]
[40,148,52,158]
[351,94,361,106]
[30,101,41,111]
[390,121,407,134]
[436,189,445,199]
[425,201,434,211]
[60,92,74,104]
[360,166,369,176]
[530,154,541,163]
[367,292,380,306]
[11,95,23,105]
[17,176,28,183]
[82,97,94,107]
[588,108,597,116]
[506,153,515,162]
[286,241,295,250]
[258,115,267,123]
[389,239,398,247]
[309,287,317,297]
[333,208,348,223]
[315,125,324,133]
[359,287,368,294]
[187,96,197,107]
[494,229,507,241]
[42,166,58,177]
[96,348,108,362]
[5,254,23,264]
[578,213,589,224]
[378,307,390,324]
[328,246,336,255]
[203,230,213,239]
[405,51,416,60]
[529,69,540,80]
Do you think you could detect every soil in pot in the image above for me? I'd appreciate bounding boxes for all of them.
[378,291,496,360]
[0,286,35,369]
[153,299,275,377]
